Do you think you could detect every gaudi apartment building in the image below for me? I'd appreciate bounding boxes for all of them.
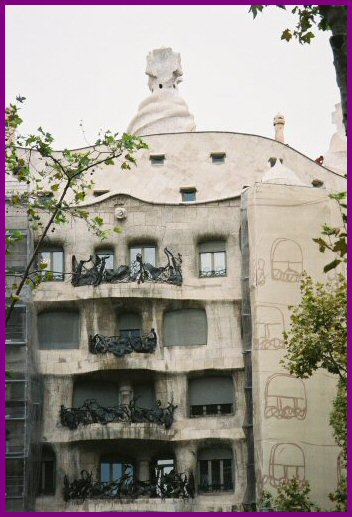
[6,48,346,512]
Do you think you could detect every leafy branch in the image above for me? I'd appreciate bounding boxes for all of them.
[6,97,147,322]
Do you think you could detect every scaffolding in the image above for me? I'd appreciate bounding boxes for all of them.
[240,188,256,509]
[6,199,43,512]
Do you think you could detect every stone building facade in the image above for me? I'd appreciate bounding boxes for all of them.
[6,49,346,512]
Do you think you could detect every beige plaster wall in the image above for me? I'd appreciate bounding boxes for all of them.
[247,183,343,508]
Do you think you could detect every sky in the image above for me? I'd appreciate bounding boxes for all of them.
[5,4,341,159]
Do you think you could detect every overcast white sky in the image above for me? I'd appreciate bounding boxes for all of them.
[6,4,340,159]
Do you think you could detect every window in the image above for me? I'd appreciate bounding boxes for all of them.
[118,313,141,338]
[38,446,56,495]
[180,188,196,202]
[6,230,27,274]
[198,448,233,493]
[96,249,114,271]
[38,310,80,349]
[93,190,110,197]
[6,305,26,344]
[164,309,207,346]
[189,377,234,417]
[152,458,175,496]
[133,383,155,409]
[38,248,64,281]
[150,154,165,165]
[211,152,226,164]
[199,241,226,277]
[130,245,156,267]
[100,458,134,494]
[73,380,119,407]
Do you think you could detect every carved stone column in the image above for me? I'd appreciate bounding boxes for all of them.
[137,458,151,482]
[43,376,74,436]
[175,442,197,476]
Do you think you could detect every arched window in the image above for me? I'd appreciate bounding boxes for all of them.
[38,310,80,349]
[118,313,141,338]
[164,309,207,346]
[199,241,226,277]
[198,448,233,493]
[38,445,56,495]
[189,377,234,416]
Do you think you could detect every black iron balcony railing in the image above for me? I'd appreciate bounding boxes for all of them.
[199,268,226,278]
[60,398,177,431]
[89,330,157,358]
[72,247,182,287]
[198,481,234,493]
[63,468,195,501]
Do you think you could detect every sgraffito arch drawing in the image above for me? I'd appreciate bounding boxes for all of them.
[264,373,307,420]
[271,238,303,283]
[254,305,285,350]
[265,443,305,488]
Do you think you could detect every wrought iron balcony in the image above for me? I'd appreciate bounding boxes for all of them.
[60,398,177,430]
[89,330,157,358]
[72,247,182,287]
[199,268,226,278]
[63,468,195,501]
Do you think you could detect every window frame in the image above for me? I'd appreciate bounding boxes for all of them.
[180,188,197,202]
[198,452,233,493]
[149,154,165,165]
[210,152,226,164]
[129,244,157,267]
[38,248,64,281]
[37,310,80,350]
[199,241,227,278]
[96,249,115,271]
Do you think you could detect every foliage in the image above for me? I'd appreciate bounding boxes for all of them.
[258,479,320,512]
[250,5,332,44]
[249,5,348,133]
[313,192,347,273]
[329,475,347,512]
[282,274,347,382]
[6,96,147,321]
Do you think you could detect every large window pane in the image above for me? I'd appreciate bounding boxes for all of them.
[130,245,156,266]
[38,311,80,349]
[199,241,226,277]
[189,377,233,415]
[164,309,207,346]
[39,249,64,281]
[96,250,114,270]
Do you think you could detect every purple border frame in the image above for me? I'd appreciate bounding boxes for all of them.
[1,1,350,516]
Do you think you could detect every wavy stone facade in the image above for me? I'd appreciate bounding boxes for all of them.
[7,50,347,512]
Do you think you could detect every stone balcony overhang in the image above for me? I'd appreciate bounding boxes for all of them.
[37,346,245,375]
[42,416,245,444]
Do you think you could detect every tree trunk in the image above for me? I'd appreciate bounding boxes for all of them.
[319,6,348,135]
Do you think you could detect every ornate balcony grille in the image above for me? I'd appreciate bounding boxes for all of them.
[63,468,195,501]
[89,330,157,358]
[199,268,226,278]
[71,247,182,287]
[60,398,177,430]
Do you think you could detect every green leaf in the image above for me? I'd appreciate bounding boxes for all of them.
[93,216,104,226]
[281,29,293,42]
[323,259,341,273]
[113,226,122,234]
